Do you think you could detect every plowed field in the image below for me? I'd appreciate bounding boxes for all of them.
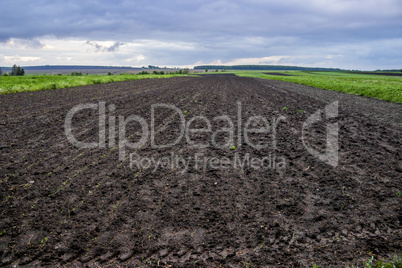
[0,75,401,267]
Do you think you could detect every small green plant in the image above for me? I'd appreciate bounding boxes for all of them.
[183,110,189,115]
[242,259,254,268]
[282,107,288,111]
[396,191,402,197]
[230,146,236,150]
[345,254,402,268]
[342,186,351,196]
[41,236,48,245]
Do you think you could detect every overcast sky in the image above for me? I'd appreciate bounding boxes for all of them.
[1,0,401,70]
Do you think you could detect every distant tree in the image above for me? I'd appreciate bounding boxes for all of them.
[11,65,18,76]
[71,71,82,76]
[182,68,190,74]
[10,64,25,76]
[0,67,2,76]
[205,69,208,72]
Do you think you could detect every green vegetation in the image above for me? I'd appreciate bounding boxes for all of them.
[71,71,83,76]
[10,64,25,76]
[309,254,402,268]
[0,72,188,94]
[311,254,402,268]
[153,70,164,75]
[350,254,402,268]
[232,70,402,103]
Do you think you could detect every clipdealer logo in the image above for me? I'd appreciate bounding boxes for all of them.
[64,101,339,171]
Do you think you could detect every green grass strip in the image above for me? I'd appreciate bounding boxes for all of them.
[0,73,188,94]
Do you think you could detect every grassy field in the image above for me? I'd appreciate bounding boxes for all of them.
[0,73,187,94]
[232,70,402,103]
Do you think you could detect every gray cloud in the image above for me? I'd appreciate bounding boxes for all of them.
[0,38,45,49]
[16,39,45,49]
[0,0,401,69]
[107,42,124,52]
[86,41,124,52]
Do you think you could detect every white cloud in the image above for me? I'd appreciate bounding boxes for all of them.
[199,56,294,66]
[4,55,41,63]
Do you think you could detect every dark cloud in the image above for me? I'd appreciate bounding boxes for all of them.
[2,0,401,42]
[86,41,124,52]
[0,0,401,68]
[86,41,104,52]
[2,38,46,49]
[107,42,124,52]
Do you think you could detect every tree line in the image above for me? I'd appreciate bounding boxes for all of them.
[0,65,25,76]
[194,65,343,71]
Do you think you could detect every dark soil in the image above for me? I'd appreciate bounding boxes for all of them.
[348,72,402,77]
[0,76,401,267]
[263,72,295,76]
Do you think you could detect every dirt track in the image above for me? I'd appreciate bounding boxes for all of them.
[0,75,401,267]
